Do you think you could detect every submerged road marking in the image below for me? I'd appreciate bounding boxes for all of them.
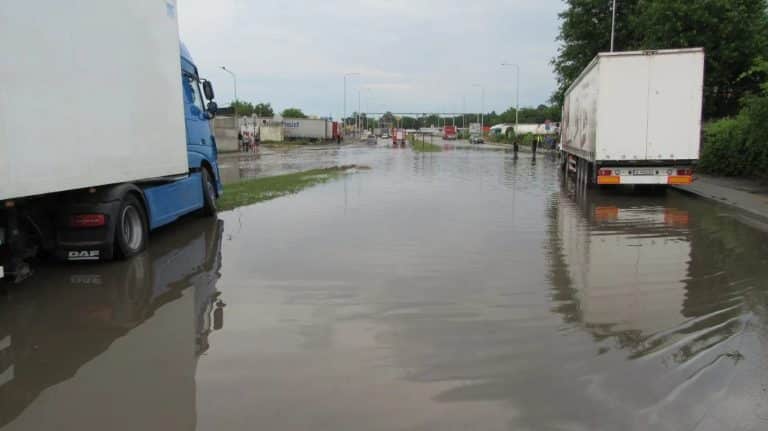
[0,336,13,388]
[0,365,14,388]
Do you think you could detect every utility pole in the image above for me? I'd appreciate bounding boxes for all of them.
[343,72,360,133]
[610,0,617,52]
[501,63,520,131]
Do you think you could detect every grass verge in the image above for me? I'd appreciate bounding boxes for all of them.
[218,165,367,211]
[408,136,443,152]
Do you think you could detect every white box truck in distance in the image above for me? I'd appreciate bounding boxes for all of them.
[560,48,705,186]
[0,0,222,282]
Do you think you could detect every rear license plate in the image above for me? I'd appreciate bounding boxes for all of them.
[635,169,652,176]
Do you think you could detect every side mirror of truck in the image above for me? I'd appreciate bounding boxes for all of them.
[205,101,218,119]
[202,80,215,101]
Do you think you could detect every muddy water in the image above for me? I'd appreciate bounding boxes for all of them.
[1,146,768,431]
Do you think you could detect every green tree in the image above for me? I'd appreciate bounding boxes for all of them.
[552,0,768,119]
[700,58,768,177]
[632,0,768,118]
[231,100,255,116]
[281,108,307,118]
[254,102,274,117]
[552,0,639,106]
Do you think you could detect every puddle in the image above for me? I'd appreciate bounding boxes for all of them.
[2,146,768,430]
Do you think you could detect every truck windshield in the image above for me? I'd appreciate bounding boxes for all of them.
[183,74,205,117]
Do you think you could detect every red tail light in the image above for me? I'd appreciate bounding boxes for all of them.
[677,168,693,176]
[70,214,106,228]
[598,169,613,176]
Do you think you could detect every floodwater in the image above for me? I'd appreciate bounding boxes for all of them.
[2,142,768,431]
[217,144,357,184]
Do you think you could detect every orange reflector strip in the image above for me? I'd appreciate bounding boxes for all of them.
[597,176,620,185]
[594,206,619,222]
[664,209,690,226]
[668,175,693,185]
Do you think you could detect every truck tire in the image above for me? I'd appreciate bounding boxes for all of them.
[201,169,218,216]
[115,194,148,258]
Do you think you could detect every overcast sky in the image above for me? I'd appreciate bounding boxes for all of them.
[179,0,564,118]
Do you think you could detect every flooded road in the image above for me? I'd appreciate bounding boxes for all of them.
[2,145,768,430]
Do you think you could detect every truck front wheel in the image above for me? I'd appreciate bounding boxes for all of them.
[201,169,218,216]
[115,195,148,258]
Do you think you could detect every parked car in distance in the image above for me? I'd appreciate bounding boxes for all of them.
[469,123,484,144]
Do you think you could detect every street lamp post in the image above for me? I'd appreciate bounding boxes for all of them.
[361,88,372,132]
[610,0,617,52]
[343,72,359,133]
[357,89,361,134]
[462,96,466,129]
[501,63,520,131]
[221,66,237,120]
[472,84,484,129]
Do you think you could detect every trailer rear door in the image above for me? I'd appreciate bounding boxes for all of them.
[645,51,704,160]
[597,55,650,161]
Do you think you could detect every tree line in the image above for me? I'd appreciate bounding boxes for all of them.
[343,104,562,130]
[227,101,561,128]
[228,101,308,119]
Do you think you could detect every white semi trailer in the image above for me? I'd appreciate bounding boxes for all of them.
[560,48,705,186]
[282,118,333,140]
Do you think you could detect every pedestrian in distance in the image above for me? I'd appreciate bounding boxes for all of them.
[545,135,554,152]
[531,135,538,156]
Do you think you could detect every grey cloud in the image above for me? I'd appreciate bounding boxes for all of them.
[179,0,564,117]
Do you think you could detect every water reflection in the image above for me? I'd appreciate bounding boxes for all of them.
[0,218,224,430]
[542,184,768,429]
[548,185,768,363]
[549,186,693,352]
[191,150,768,430]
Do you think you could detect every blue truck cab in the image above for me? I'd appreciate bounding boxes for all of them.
[0,43,222,283]
[180,43,223,199]
[48,44,222,266]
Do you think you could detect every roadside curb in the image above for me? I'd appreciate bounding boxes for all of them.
[672,183,768,229]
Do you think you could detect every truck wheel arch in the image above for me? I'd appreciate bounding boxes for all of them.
[101,184,150,224]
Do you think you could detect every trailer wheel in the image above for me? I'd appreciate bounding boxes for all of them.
[115,194,148,258]
[200,169,218,216]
